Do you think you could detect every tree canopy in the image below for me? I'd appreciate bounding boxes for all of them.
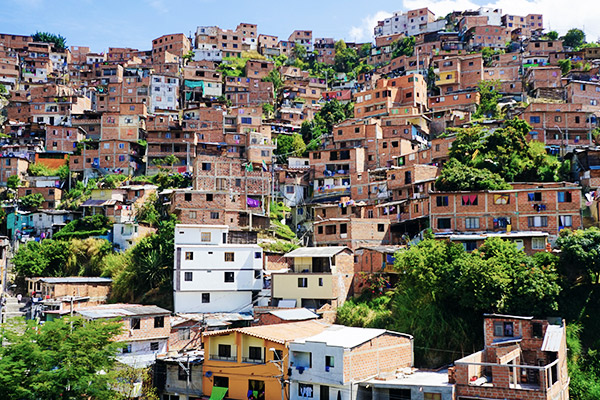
[275,133,306,163]
[31,32,67,51]
[436,119,563,190]
[473,80,502,119]
[0,316,123,400]
[562,28,586,49]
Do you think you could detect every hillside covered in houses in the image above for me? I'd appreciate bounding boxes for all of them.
[1,4,600,400]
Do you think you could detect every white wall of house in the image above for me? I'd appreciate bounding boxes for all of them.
[174,290,252,313]
[174,224,263,313]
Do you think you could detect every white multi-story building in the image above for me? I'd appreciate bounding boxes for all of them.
[150,74,179,113]
[374,8,445,37]
[173,224,263,313]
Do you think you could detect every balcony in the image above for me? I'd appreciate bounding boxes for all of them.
[209,354,237,362]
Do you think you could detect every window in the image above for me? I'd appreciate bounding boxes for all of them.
[254,269,262,279]
[298,278,308,287]
[206,193,213,201]
[325,225,336,235]
[201,232,211,242]
[436,196,448,207]
[210,212,219,219]
[131,318,140,330]
[178,364,190,381]
[529,116,541,123]
[557,191,572,203]
[179,328,191,340]
[389,389,411,400]
[218,344,232,358]
[424,393,442,400]
[462,195,478,206]
[318,226,323,234]
[465,217,480,229]
[325,355,334,368]
[532,237,546,250]
[150,342,159,351]
[185,252,193,260]
[527,192,542,202]
[184,272,193,281]
[184,193,192,201]
[122,344,132,354]
[528,216,548,227]
[224,272,235,282]
[189,211,197,219]
[154,316,164,328]
[559,215,572,227]
[532,322,543,338]
[319,277,323,286]
[437,218,451,230]
[298,384,313,398]
[377,224,385,232]
[248,346,263,361]
[225,252,235,262]
[464,241,478,252]
[202,293,210,303]
[340,224,347,234]
[555,116,562,122]
[201,162,211,171]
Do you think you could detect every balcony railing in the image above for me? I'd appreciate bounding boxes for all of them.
[241,357,264,364]
[209,354,237,362]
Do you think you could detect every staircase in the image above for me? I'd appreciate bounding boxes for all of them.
[2,296,26,322]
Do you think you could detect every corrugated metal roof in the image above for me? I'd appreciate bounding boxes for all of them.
[269,308,319,321]
[203,320,329,344]
[294,325,413,348]
[39,277,112,284]
[284,246,349,258]
[76,304,170,319]
[541,325,563,352]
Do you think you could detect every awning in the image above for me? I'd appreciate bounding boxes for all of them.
[209,387,228,400]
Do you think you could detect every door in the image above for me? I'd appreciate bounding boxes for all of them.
[320,385,329,400]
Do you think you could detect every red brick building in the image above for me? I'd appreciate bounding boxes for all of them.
[453,314,569,400]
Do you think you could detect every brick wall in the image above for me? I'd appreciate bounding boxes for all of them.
[343,333,412,381]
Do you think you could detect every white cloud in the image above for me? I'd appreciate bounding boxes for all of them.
[145,0,169,14]
[402,0,600,42]
[348,10,393,42]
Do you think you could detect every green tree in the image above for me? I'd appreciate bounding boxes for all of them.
[555,228,600,285]
[19,193,45,210]
[391,36,415,58]
[562,28,586,49]
[547,31,559,40]
[12,239,71,277]
[31,31,67,51]
[291,42,307,61]
[275,133,306,163]
[262,68,283,93]
[558,58,573,75]
[334,40,359,73]
[53,214,112,240]
[435,159,511,191]
[262,103,274,118]
[473,80,502,118]
[0,316,123,399]
[6,175,21,190]
[135,192,160,227]
[359,43,372,58]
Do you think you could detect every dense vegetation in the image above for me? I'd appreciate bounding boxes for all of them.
[436,119,564,191]
[337,228,600,396]
[0,316,157,399]
[338,234,560,365]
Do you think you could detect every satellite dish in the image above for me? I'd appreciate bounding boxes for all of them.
[205,371,213,378]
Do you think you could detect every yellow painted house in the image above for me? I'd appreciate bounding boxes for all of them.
[202,320,329,400]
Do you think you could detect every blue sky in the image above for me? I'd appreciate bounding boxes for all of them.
[0,0,597,52]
